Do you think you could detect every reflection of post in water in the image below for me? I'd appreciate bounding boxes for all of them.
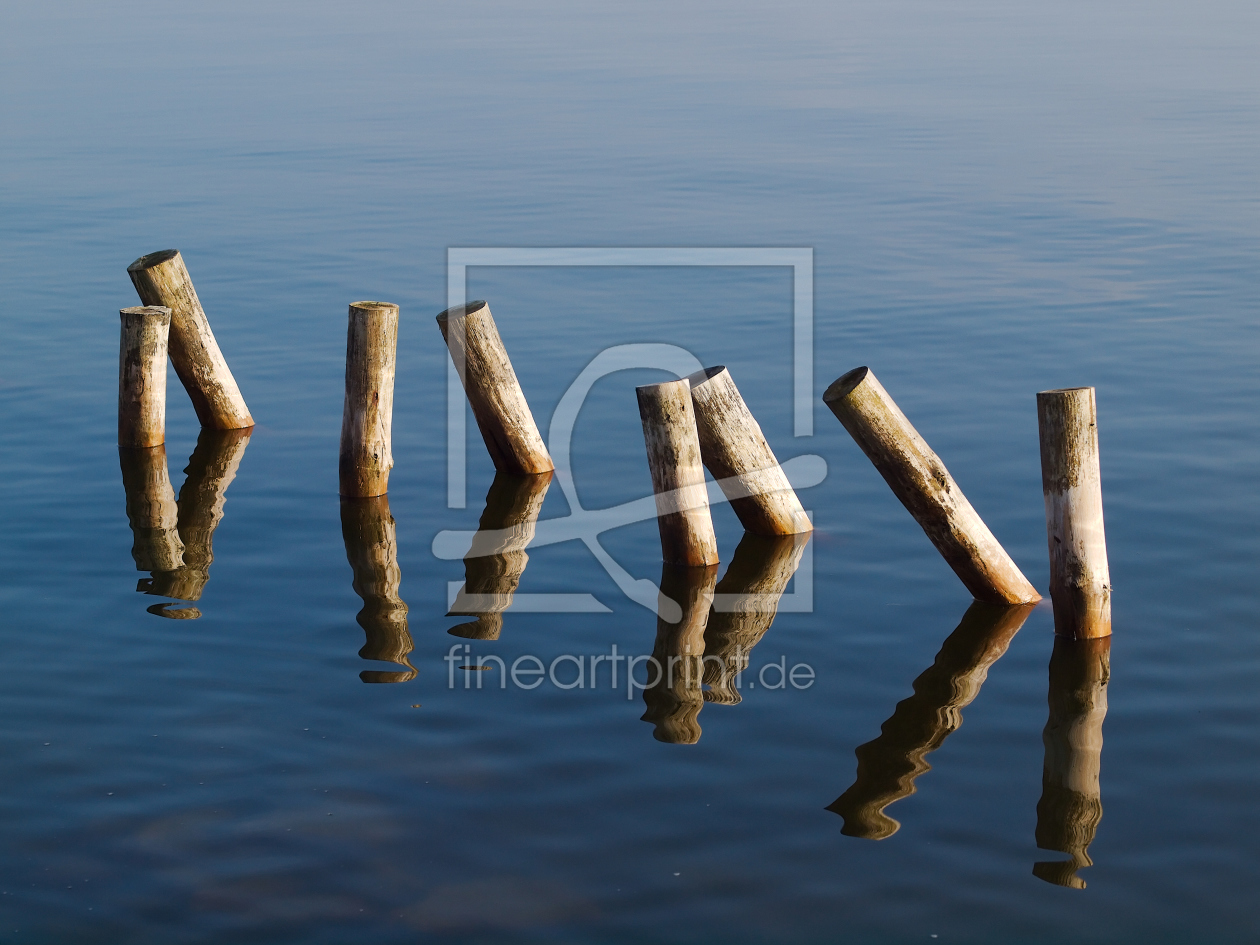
[1033,635,1109,889]
[826,600,1035,839]
[447,471,552,641]
[702,532,809,705]
[641,563,718,745]
[140,428,251,601]
[120,446,185,575]
[341,495,415,683]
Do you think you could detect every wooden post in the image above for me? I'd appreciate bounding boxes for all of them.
[641,563,718,744]
[687,366,812,535]
[126,250,253,430]
[826,600,1035,838]
[636,379,720,567]
[118,306,171,448]
[448,471,553,640]
[702,532,809,705]
[1037,387,1111,639]
[823,367,1040,604]
[1034,636,1109,888]
[119,446,185,574]
[437,300,553,475]
[341,495,415,683]
[340,301,399,497]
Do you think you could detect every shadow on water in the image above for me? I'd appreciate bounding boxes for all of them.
[1033,635,1109,889]
[341,495,415,683]
[826,600,1036,839]
[446,471,552,641]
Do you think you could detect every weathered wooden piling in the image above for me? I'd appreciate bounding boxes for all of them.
[637,379,720,567]
[826,600,1035,838]
[448,471,553,641]
[127,250,253,430]
[340,301,399,498]
[437,301,553,476]
[118,306,172,448]
[1033,635,1109,888]
[823,367,1040,604]
[341,495,415,683]
[642,563,718,744]
[119,446,185,574]
[687,366,812,536]
[1037,387,1111,639]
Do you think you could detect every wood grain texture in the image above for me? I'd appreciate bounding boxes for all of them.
[826,600,1035,839]
[823,367,1040,604]
[1034,635,1109,888]
[688,366,812,535]
[127,250,254,430]
[340,301,398,497]
[437,300,553,475]
[637,379,720,567]
[118,306,171,447]
[119,446,185,573]
[448,471,553,641]
[641,563,718,744]
[1037,387,1111,639]
[341,495,415,683]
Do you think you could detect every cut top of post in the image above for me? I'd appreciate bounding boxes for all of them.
[436,300,489,323]
[127,249,181,273]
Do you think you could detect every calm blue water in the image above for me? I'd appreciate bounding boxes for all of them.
[2,1,1258,942]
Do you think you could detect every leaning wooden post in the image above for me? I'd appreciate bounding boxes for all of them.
[823,367,1040,604]
[118,306,171,448]
[637,379,720,567]
[687,366,812,535]
[436,301,553,475]
[340,301,399,497]
[126,250,253,430]
[1037,388,1111,639]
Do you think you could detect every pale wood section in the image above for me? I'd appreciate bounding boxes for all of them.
[702,532,809,705]
[688,366,812,535]
[341,495,415,683]
[1034,636,1109,888]
[641,563,718,744]
[1037,387,1111,639]
[119,446,185,573]
[340,301,398,497]
[141,428,251,601]
[127,250,253,430]
[826,600,1035,838]
[437,300,553,475]
[637,379,720,567]
[118,306,171,447]
[448,471,553,640]
[823,367,1040,604]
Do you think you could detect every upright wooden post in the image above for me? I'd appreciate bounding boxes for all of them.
[1037,387,1111,639]
[823,367,1040,604]
[637,379,720,567]
[641,563,718,744]
[340,301,399,498]
[341,495,415,683]
[119,446,185,574]
[437,301,553,475]
[118,306,171,448]
[126,250,253,430]
[687,366,812,535]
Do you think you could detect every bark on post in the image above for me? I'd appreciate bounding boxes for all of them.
[126,250,253,430]
[118,306,171,448]
[687,366,812,535]
[119,446,185,574]
[637,379,720,567]
[448,471,553,641]
[436,301,553,475]
[826,600,1035,838]
[341,495,415,683]
[823,367,1040,604]
[1037,387,1111,639]
[340,301,399,497]
[641,563,718,744]
[1033,636,1109,888]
